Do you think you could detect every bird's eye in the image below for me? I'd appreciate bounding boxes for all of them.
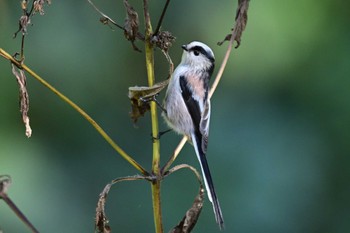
[193,50,200,56]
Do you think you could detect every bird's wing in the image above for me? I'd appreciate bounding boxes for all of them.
[179,75,211,153]
[179,75,202,135]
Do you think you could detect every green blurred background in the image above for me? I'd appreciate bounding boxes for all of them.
[1,0,350,232]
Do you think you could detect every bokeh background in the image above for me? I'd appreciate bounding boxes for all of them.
[1,0,350,232]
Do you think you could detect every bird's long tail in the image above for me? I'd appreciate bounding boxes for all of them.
[191,133,225,230]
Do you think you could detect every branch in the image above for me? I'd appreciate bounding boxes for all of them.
[153,0,171,36]
[0,48,149,176]
[161,137,187,175]
[209,27,237,98]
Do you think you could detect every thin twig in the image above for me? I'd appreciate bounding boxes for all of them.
[163,164,202,184]
[153,0,171,36]
[20,34,25,61]
[87,0,124,30]
[112,175,152,184]
[27,1,36,16]
[0,175,39,233]
[209,25,236,98]
[161,136,187,174]
[0,193,39,233]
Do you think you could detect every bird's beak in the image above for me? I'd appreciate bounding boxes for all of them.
[181,44,188,51]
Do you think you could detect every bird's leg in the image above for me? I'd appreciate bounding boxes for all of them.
[151,129,172,142]
[140,94,171,141]
[140,94,167,114]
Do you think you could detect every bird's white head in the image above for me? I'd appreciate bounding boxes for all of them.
[180,41,215,71]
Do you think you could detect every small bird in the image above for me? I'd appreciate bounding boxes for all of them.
[162,41,224,229]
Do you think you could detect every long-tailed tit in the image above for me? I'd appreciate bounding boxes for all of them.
[162,41,224,229]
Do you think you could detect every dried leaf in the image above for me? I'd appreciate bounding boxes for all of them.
[129,96,150,123]
[95,184,112,233]
[95,175,148,233]
[128,79,169,123]
[218,0,250,48]
[21,0,27,10]
[11,64,32,137]
[33,0,51,15]
[14,15,31,38]
[169,188,204,233]
[123,0,141,52]
[14,0,51,38]
[0,175,12,195]
[88,0,145,51]
[165,164,205,233]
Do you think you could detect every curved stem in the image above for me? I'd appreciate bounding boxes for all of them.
[209,29,236,98]
[0,48,149,176]
[161,136,187,174]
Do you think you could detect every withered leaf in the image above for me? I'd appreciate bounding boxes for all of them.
[95,184,112,233]
[128,79,169,123]
[11,64,32,137]
[14,0,51,38]
[88,0,145,51]
[164,164,204,233]
[0,175,12,195]
[123,0,141,52]
[169,188,204,233]
[14,15,31,38]
[95,175,147,233]
[218,0,250,48]
[33,0,51,15]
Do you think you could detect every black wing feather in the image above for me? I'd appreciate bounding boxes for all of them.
[179,75,202,138]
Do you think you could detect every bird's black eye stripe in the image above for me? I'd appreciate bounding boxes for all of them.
[190,46,207,56]
[190,45,214,62]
